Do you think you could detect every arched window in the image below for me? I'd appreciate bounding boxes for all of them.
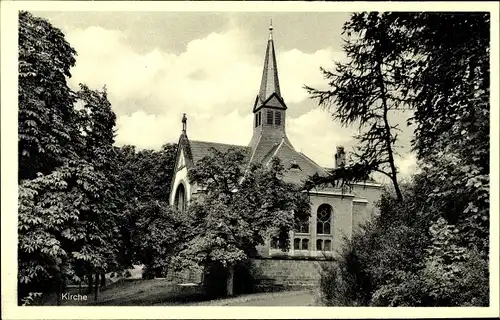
[317,204,332,235]
[174,183,187,213]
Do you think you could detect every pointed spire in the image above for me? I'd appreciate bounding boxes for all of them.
[258,20,281,102]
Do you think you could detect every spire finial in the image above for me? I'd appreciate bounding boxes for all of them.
[269,19,273,40]
[182,113,187,133]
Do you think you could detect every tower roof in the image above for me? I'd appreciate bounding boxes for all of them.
[258,21,281,104]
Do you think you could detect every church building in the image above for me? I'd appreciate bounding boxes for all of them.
[169,24,382,288]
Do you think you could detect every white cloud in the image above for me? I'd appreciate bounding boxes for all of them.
[66,25,347,153]
[66,24,412,174]
[396,153,419,178]
[287,108,355,168]
[278,49,344,104]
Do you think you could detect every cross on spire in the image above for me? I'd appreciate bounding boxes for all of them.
[269,19,273,40]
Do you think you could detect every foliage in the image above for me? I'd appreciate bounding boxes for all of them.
[17,11,128,303]
[305,12,413,201]
[20,292,43,306]
[17,12,181,302]
[393,13,490,168]
[18,11,81,180]
[113,143,178,275]
[317,12,490,307]
[131,201,188,278]
[170,148,310,295]
[18,159,117,300]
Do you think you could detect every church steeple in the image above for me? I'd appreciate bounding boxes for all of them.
[257,20,282,104]
[249,22,292,153]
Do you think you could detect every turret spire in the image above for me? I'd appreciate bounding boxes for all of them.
[258,21,281,103]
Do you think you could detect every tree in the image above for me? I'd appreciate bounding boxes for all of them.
[305,12,414,202]
[18,11,81,180]
[113,143,178,277]
[18,85,121,303]
[170,148,310,297]
[73,84,121,299]
[17,11,125,303]
[316,12,490,307]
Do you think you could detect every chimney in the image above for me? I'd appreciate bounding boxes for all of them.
[335,146,346,168]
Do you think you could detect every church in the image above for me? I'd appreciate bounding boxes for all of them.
[168,24,382,288]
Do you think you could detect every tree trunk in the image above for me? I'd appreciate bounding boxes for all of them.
[374,28,403,203]
[87,269,93,295]
[226,265,235,297]
[94,272,99,301]
[100,271,106,288]
[56,277,62,306]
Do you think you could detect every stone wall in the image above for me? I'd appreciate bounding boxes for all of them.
[250,257,324,290]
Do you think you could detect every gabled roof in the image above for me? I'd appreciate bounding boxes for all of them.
[261,138,329,185]
[174,134,327,187]
[189,140,251,165]
[253,92,287,112]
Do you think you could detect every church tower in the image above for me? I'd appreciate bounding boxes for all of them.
[248,22,293,157]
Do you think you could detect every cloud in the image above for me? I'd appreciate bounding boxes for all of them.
[65,24,413,173]
[287,108,356,168]
[396,153,419,178]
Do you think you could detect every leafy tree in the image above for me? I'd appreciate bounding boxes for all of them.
[18,159,114,303]
[113,143,178,277]
[316,12,490,307]
[170,148,310,296]
[18,11,81,180]
[305,12,413,202]
[17,11,181,304]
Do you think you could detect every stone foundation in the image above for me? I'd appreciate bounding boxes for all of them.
[250,257,323,290]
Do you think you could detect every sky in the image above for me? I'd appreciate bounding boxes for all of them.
[34,11,417,177]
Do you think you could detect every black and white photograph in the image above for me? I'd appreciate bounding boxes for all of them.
[1,1,499,318]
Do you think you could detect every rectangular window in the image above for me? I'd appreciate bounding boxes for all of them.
[266,110,273,125]
[293,238,301,250]
[301,239,309,250]
[275,111,281,126]
[258,112,261,126]
[255,114,258,128]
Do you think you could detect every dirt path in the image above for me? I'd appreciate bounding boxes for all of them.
[189,290,317,306]
[227,291,315,306]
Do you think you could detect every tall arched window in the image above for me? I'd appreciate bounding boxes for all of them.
[317,204,332,235]
[174,184,187,213]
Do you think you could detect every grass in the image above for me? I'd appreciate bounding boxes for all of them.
[42,278,317,306]
[43,279,205,306]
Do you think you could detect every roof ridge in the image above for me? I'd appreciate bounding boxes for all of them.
[248,134,262,164]
[190,140,248,149]
[265,138,286,166]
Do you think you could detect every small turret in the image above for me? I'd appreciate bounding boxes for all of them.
[335,146,346,168]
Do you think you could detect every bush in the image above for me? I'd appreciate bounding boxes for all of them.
[318,175,489,306]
